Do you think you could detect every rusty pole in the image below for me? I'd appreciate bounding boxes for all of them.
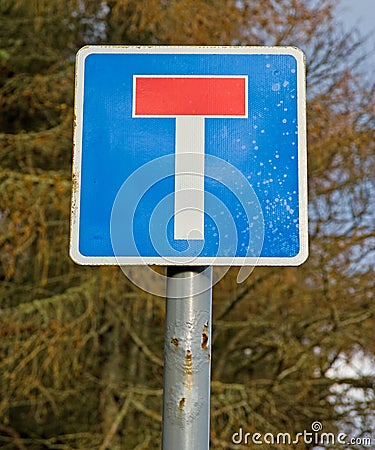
[162,266,213,450]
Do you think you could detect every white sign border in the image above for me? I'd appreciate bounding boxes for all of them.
[70,45,308,266]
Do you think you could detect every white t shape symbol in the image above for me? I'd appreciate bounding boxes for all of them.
[133,75,248,240]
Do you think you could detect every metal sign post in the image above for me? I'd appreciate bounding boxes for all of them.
[162,266,212,450]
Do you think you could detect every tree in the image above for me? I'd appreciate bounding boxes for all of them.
[0,1,374,449]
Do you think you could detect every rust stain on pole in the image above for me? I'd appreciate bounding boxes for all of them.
[184,349,193,375]
[201,321,209,349]
[184,349,193,392]
[179,397,186,410]
[170,337,179,348]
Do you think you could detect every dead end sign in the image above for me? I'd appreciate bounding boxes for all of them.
[70,46,308,266]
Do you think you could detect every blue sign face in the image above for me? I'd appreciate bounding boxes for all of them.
[70,46,308,266]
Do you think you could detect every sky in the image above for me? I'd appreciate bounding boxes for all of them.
[339,0,374,33]
[337,0,375,67]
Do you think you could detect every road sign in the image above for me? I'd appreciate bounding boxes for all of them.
[70,46,308,266]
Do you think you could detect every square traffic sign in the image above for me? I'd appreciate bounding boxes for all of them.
[70,46,308,266]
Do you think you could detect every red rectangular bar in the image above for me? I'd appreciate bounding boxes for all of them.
[134,76,247,117]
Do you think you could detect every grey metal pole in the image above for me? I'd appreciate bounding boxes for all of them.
[162,266,213,450]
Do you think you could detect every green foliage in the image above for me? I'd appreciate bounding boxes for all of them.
[0,1,374,449]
